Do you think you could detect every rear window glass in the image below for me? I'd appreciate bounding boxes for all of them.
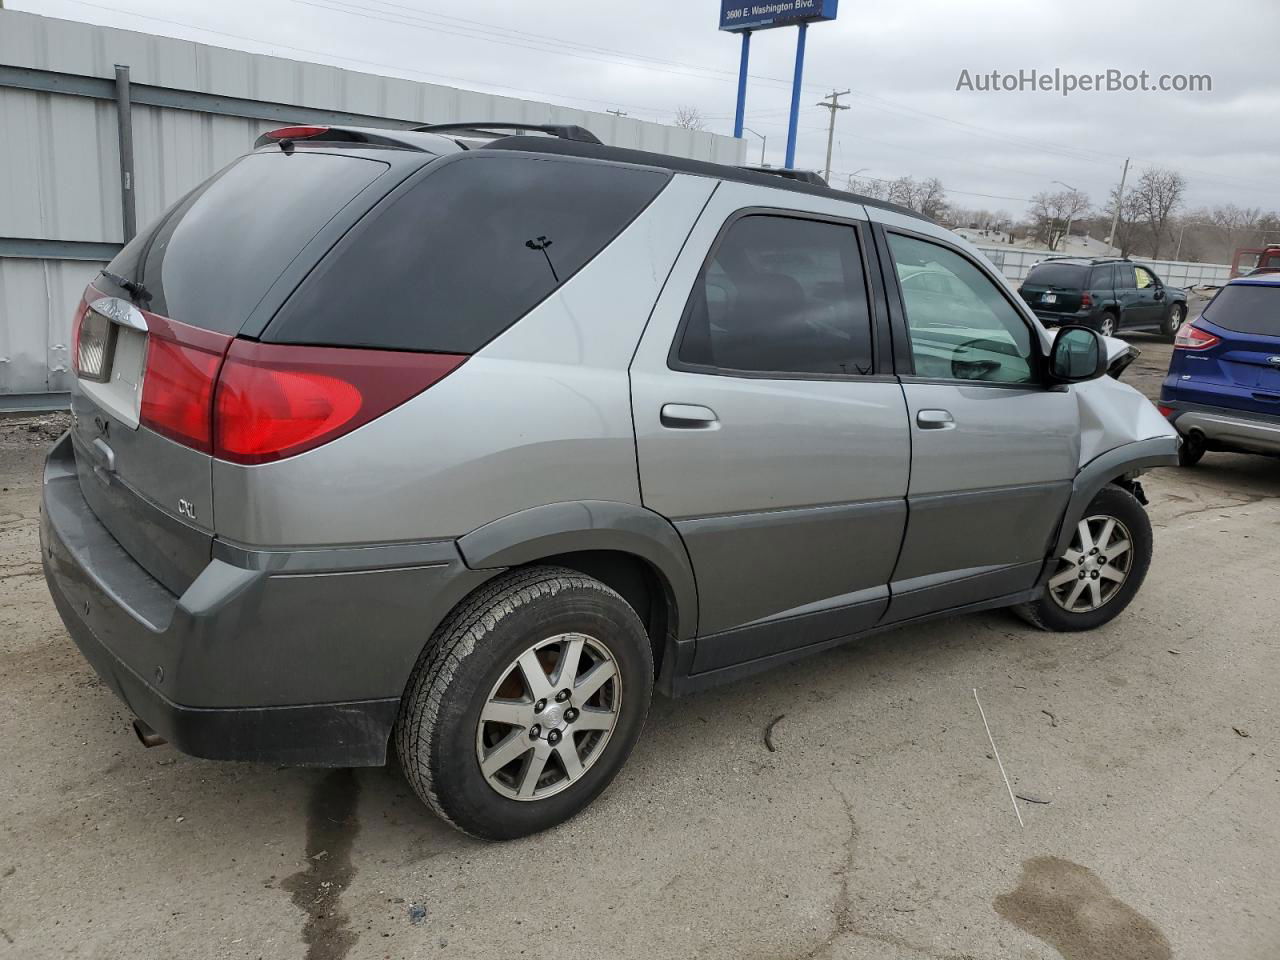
[105,152,387,333]
[1025,263,1086,287]
[267,155,670,353]
[1203,284,1280,335]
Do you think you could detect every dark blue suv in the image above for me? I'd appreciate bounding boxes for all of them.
[1160,274,1280,465]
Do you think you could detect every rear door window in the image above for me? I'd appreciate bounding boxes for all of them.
[104,152,388,333]
[1202,284,1280,335]
[267,156,670,353]
[674,215,875,376]
[1114,264,1137,288]
[1090,264,1115,288]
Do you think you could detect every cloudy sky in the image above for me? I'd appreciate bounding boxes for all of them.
[14,0,1280,218]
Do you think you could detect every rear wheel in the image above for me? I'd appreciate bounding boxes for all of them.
[1097,311,1118,338]
[1178,430,1206,467]
[1162,303,1186,342]
[396,566,653,840]
[1015,485,1152,632]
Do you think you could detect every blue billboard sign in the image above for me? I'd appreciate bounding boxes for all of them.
[719,0,838,33]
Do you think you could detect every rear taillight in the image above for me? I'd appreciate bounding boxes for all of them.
[70,298,90,377]
[1081,291,1093,308]
[139,318,232,452]
[212,341,466,464]
[1157,404,1174,418]
[1173,322,1220,350]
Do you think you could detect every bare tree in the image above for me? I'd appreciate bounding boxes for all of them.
[849,174,947,218]
[847,176,891,201]
[1100,183,1145,257]
[673,105,707,131]
[1029,189,1091,252]
[1131,167,1186,259]
[912,177,948,219]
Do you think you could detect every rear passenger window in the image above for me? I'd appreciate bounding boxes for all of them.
[1091,265,1115,288]
[1115,264,1137,288]
[675,215,875,376]
[268,156,669,353]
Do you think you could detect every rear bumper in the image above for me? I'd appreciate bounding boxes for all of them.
[40,433,494,765]
[1164,401,1280,456]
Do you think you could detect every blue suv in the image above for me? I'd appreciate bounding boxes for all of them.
[1160,274,1280,465]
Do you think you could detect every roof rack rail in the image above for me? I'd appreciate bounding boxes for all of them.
[412,122,602,144]
[740,165,828,187]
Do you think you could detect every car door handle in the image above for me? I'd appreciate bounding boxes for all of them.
[916,409,955,430]
[660,403,719,428]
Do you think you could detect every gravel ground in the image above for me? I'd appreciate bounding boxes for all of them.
[2,310,1276,960]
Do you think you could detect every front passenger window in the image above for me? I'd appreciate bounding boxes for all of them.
[888,233,1036,384]
[1135,266,1155,289]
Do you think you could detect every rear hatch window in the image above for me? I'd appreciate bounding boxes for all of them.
[1023,263,1087,288]
[103,151,389,332]
[1202,284,1279,336]
[1021,263,1087,313]
[264,155,670,352]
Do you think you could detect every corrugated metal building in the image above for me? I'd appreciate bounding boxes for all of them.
[0,9,745,401]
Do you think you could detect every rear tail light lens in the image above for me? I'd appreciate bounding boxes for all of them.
[212,342,466,464]
[139,319,232,452]
[1157,404,1174,418]
[70,298,90,378]
[1080,291,1093,308]
[1173,322,1220,350]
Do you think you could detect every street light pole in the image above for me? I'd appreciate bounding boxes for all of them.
[742,126,767,166]
[1175,221,1211,261]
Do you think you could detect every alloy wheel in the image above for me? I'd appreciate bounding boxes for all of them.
[1099,315,1116,337]
[475,633,621,801]
[1047,514,1134,613]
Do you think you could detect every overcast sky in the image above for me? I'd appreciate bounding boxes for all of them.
[15,0,1280,218]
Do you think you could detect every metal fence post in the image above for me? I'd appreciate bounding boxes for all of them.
[114,64,136,243]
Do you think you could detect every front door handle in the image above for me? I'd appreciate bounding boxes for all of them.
[916,409,955,430]
[660,403,719,429]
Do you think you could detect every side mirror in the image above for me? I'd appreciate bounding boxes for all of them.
[1049,325,1108,383]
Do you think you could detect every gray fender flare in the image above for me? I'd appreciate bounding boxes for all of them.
[1043,436,1178,578]
[456,500,699,641]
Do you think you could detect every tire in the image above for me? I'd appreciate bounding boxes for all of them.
[1177,430,1206,467]
[396,565,654,840]
[1015,485,1152,633]
[1162,303,1186,342]
[1096,311,1118,338]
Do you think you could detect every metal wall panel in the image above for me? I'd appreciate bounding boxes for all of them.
[0,9,745,397]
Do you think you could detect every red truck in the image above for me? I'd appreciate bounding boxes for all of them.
[1231,243,1280,277]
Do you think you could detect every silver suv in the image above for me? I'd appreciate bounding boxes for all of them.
[41,123,1178,839]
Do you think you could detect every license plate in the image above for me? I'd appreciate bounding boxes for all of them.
[1041,293,1057,304]
[76,307,118,383]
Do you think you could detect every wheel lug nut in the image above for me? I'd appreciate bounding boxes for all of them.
[1091,571,1099,579]
[528,724,541,739]
[534,699,547,713]
[555,689,571,703]
[547,729,562,745]
[564,708,579,723]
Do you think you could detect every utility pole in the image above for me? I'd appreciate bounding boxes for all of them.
[815,89,850,183]
[1108,156,1130,255]
[605,109,628,119]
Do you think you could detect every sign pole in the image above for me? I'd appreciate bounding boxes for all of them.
[784,22,808,168]
[733,30,751,139]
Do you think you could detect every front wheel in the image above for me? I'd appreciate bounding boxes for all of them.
[396,566,654,840]
[1015,485,1152,632]
[1162,303,1186,342]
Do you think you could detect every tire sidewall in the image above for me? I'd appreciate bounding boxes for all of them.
[411,573,653,840]
[1033,486,1153,632]
[1164,303,1185,339]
